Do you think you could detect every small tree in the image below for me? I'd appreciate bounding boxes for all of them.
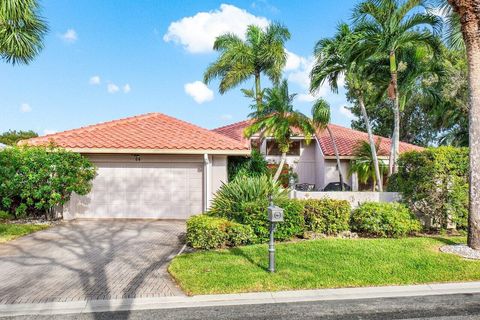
[0,146,96,219]
[245,80,314,182]
[0,130,38,146]
[349,139,388,191]
[312,98,346,190]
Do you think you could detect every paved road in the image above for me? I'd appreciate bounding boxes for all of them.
[0,220,185,304]
[3,293,480,320]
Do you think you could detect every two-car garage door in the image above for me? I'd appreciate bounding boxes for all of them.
[67,161,203,219]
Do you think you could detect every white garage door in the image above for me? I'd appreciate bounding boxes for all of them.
[67,162,203,219]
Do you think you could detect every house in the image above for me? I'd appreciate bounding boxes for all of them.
[213,120,423,191]
[23,113,249,220]
[23,112,422,220]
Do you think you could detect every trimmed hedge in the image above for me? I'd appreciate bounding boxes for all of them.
[388,147,468,230]
[186,215,256,249]
[232,199,304,242]
[301,199,351,235]
[351,202,421,237]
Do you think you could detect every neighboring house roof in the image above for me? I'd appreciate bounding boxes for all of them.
[212,120,423,157]
[315,123,423,157]
[22,113,249,154]
[211,119,253,148]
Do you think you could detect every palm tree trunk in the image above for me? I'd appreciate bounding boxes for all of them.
[448,0,480,250]
[358,95,384,192]
[388,50,400,176]
[255,72,262,111]
[273,152,287,183]
[326,125,345,190]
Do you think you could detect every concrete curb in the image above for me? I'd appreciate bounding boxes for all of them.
[1,281,480,317]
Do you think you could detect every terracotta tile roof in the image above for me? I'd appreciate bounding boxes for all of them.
[212,120,423,156]
[211,119,253,147]
[22,113,249,153]
[316,123,423,156]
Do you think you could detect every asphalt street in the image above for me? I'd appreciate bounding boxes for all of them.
[2,293,480,320]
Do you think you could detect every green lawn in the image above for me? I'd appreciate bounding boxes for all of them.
[0,223,50,243]
[169,237,480,295]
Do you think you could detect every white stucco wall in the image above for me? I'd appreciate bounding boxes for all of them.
[262,139,317,185]
[211,155,228,198]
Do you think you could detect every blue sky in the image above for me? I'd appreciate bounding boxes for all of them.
[0,0,359,135]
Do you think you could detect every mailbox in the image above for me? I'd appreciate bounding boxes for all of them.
[268,205,284,222]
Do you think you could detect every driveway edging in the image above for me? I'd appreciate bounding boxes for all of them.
[1,281,480,317]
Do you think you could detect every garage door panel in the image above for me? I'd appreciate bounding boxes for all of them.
[69,161,203,219]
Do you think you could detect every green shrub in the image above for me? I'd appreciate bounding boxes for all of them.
[186,215,256,249]
[351,202,422,237]
[212,198,304,242]
[0,210,12,220]
[301,199,351,235]
[225,223,256,247]
[208,175,303,242]
[0,146,97,219]
[209,174,288,220]
[228,150,269,180]
[388,147,468,230]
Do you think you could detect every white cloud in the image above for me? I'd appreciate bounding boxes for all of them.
[287,55,316,90]
[43,129,57,135]
[284,50,304,71]
[19,103,32,113]
[339,105,355,119]
[123,84,131,93]
[184,81,214,104]
[60,29,78,43]
[89,75,101,85]
[164,4,269,53]
[251,0,279,14]
[220,114,233,120]
[107,83,120,94]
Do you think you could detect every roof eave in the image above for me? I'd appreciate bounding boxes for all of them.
[65,147,250,156]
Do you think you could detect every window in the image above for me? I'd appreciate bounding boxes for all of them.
[266,140,301,156]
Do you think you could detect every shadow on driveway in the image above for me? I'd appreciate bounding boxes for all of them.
[0,219,186,319]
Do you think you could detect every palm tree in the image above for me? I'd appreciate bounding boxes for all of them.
[245,80,314,182]
[443,0,480,249]
[310,23,384,191]
[204,23,290,111]
[352,0,441,175]
[0,0,48,65]
[312,98,346,190]
[349,139,388,191]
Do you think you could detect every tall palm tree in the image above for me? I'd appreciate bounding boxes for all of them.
[310,23,384,191]
[245,80,314,182]
[0,0,48,65]
[352,0,441,175]
[349,140,388,191]
[204,23,290,111]
[312,98,346,190]
[444,0,480,250]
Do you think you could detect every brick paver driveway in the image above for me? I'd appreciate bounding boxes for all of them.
[0,220,186,304]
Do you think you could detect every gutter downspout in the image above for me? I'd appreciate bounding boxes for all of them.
[203,154,212,211]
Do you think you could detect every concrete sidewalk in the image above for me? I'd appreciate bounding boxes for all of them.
[1,281,480,317]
